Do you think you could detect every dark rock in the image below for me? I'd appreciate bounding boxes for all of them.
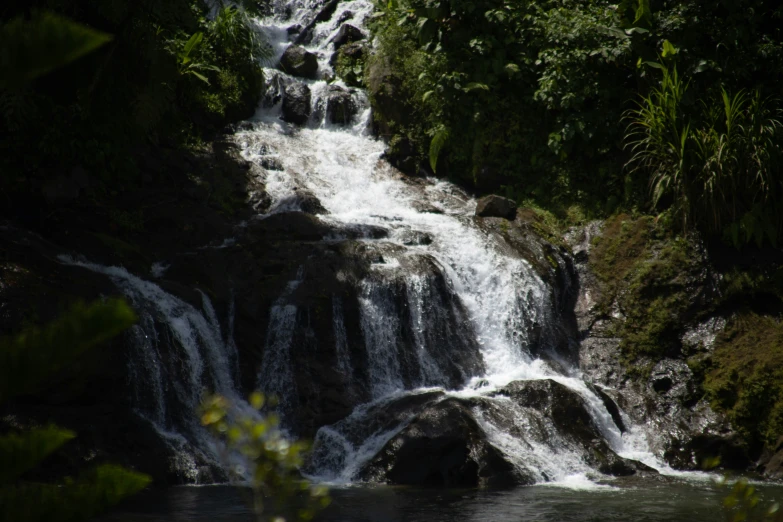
[399,230,433,246]
[330,41,366,68]
[360,398,531,488]
[294,189,328,214]
[664,433,751,470]
[286,24,302,38]
[293,0,340,45]
[329,24,365,49]
[475,195,517,220]
[336,10,354,24]
[367,55,409,140]
[281,82,312,125]
[325,85,357,125]
[279,45,319,79]
[247,212,332,241]
[260,156,284,171]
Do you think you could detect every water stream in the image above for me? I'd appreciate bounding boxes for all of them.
[236,0,678,488]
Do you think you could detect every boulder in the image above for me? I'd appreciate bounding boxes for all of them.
[293,189,327,214]
[475,195,517,220]
[279,45,319,79]
[281,82,312,125]
[494,380,657,477]
[325,85,357,125]
[329,24,364,49]
[330,41,366,67]
[360,398,531,488]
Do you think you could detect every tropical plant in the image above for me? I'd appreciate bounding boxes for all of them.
[625,63,783,246]
[173,31,221,85]
[201,393,330,522]
[0,299,150,522]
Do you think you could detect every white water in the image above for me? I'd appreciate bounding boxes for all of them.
[238,0,675,488]
[58,255,249,482]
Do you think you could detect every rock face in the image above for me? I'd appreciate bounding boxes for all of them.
[360,398,530,488]
[564,220,746,472]
[281,82,312,125]
[324,85,357,125]
[329,23,364,49]
[279,45,319,79]
[475,195,517,220]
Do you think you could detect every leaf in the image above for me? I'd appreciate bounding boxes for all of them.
[0,299,136,403]
[633,0,653,27]
[186,70,211,85]
[429,128,450,173]
[661,40,678,58]
[0,10,113,89]
[463,82,490,93]
[0,426,76,484]
[183,32,204,60]
[504,63,520,75]
[422,90,435,102]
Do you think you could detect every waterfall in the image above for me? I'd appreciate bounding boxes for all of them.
[58,256,246,482]
[238,0,673,487]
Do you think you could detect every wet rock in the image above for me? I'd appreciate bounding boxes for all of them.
[398,230,433,246]
[293,0,340,45]
[329,24,365,49]
[648,359,693,399]
[761,438,783,479]
[279,45,319,79]
[664,433,751,471]
[247,212,331,241]
[360,398,531,488]
[496,380,598,442]
[475,195,517,220]
[286,24,302,38]
[294,189,327,214]
[281,82,312,125]
[325,85,357,125]
[336,10,354,24]
[587,383,626,433]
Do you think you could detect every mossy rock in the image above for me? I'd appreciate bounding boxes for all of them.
[703,313,783,452]
[589,214,706,363]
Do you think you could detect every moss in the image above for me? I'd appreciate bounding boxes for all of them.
[704,313,783,450]
[589,214,701,363]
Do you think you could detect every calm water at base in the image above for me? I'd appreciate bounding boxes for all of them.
[102,477,783,522]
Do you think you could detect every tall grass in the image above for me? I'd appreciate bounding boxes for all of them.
[625,66,783,247]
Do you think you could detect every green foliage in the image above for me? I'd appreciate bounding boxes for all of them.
[0,10,112,89]
[626,65,783,245]
[201,393,330,522]
[0,299,150,522]
[0,0,267,199]
[704,313,783,450]
[0,298,136,403]
[368,0,783,239]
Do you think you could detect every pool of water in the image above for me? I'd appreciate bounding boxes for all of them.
[101,476,783,522]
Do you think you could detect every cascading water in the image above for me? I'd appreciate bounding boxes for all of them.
[237,0,678,488]
[58,256,247,482]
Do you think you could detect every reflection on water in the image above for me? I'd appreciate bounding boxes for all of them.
[101,478,783,522]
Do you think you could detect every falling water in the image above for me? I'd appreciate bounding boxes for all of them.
[58,256,245,482]
[235,0,673,488]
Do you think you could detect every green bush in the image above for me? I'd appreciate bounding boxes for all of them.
[626,64,783,246]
